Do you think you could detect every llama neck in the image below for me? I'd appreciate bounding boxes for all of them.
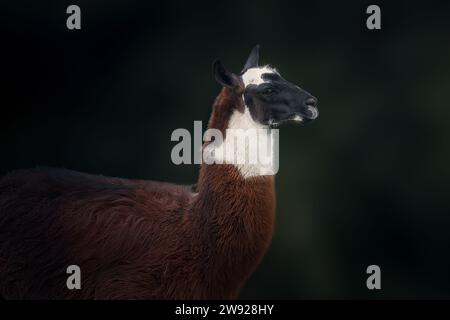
[191,88,276,295]
[204,88,278,178]
[194,164,275,294]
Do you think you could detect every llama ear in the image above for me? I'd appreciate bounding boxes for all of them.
[213,60,241,90]
[242,44,260,72]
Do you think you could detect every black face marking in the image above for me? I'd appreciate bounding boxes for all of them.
[243,72,318,127]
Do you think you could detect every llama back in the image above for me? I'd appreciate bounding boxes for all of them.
[0,168,195,299]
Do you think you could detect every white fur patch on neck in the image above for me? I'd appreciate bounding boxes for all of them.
[241,66,277,87]
[227,107,265,131]
[210,108,278,178]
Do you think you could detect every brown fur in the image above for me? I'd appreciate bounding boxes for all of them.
[0,88,275,299]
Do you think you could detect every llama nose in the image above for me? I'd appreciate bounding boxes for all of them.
[305,97,317,108]
[303,97,319,120]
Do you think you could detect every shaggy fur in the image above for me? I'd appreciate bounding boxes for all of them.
[0,87,276,299]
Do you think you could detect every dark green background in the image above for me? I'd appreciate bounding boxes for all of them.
[2,0,450,298]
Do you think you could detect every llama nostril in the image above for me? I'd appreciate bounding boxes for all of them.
[305,97,317,108]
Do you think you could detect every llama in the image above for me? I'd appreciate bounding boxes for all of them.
[0,45,318,299]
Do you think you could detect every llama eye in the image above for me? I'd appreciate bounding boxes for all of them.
[262,88,275,95]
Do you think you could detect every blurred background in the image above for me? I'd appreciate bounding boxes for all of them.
[2,0,450,298]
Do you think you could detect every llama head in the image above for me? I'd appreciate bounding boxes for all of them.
[213,45,318,128]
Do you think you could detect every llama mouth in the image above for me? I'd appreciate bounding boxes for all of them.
[291,107,319,124]
[292,115,304,122]
[269,117,301,128]
[269,111,317,128]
